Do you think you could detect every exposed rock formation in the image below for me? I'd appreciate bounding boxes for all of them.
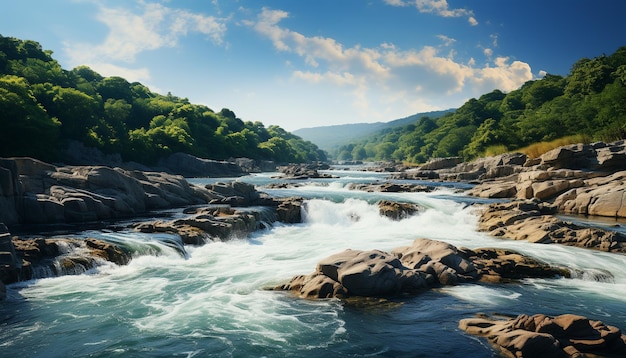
[459,313,626,358]
[348,182,435,193]
[273,238,568,299]
[1,233,131,284]
[276,163,337,179]
[0,157,215,226]
[478,200,626,252]
[377,200,424,220]
[134,206,265,245]
[133,191,304,245]
[157,152,244,178]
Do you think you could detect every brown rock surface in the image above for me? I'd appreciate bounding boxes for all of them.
[273,238,568,299]
[5,235,131,283]
[459,313,626,357]
[478,200,626,252]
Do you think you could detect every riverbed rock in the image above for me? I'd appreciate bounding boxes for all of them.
[3,235,131,283]
[459,313,626,357]
[274,238,569,299]
[348,182,435,193]
[276,163,337,180]
[377,200,424,220]
[478,200,626,252]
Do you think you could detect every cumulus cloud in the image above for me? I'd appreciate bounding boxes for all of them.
[248,8,532,118]
[64,1,227,77]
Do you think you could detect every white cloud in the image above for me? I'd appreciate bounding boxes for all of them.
[385,0,478,25]
[63,1,227,77]
[437,35,456,47]
[470,57,533,93]
[248,8,532,120]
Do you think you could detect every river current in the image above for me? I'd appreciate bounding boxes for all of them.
[2,170,626,357]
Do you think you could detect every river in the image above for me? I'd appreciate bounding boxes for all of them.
[2,169,626,357]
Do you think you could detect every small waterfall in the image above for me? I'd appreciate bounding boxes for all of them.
[569,267,615,283]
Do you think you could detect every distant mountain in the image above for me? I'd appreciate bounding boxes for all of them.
[293,109,455,151]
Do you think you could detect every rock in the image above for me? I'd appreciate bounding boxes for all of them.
[419,157,461,170]
[348,182,435,193]
[5,235,131,283]
[0,157,214,225]
[276,198,304,224]
[273,238,569,299]
[553,171,626,217]
[377,200,424,220]
[0,224,21,284]
[277,163,336,179]
[478,200,626,253]
[157,152,244,178]
[459,313,626,357]
[465,248,570,283]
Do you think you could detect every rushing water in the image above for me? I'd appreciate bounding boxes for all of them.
[3,170,626,357]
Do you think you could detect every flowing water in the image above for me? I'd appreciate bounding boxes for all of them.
[2,170,626,357]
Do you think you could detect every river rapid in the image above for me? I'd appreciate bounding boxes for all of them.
[2,169,626,357]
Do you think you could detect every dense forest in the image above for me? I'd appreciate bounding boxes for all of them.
[0,35,326,165]
[333,47,626,163]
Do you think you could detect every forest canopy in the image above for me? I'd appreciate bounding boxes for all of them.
[333,47,626,163]
[0,35,326,164]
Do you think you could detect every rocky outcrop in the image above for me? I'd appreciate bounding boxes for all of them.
[157,152,244,178]
[347,182,435,193]
[377,200,424,220]
[552,171,626,217]
[273,238,568,299]
[400,140,626,188]
[0,224,19,296]
[134,193,304,245]
[1,233,131,284]
[459,313,626,358]
[277,163,337,180]
[134,206,262,245]
[0,157,215,226]
[478,200,626,252]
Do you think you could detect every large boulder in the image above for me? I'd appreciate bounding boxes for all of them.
[460,313,626,358]
[273,238,569,299]
[377,200,424,220]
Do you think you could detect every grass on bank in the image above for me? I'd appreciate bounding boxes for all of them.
[517,134,592,158]
[482,134,592,160]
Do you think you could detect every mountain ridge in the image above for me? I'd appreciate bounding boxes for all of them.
[293,109,455,151]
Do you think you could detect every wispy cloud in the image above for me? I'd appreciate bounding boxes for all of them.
[383,0,478,26]
[248,8,531,117]
[63,1,227,81]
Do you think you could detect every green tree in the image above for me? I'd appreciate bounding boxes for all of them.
[0,75,60,159]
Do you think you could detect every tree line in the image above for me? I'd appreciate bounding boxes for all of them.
[334,47,626,163]
[0,35,327,164]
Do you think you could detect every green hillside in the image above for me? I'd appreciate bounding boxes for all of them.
[0,35,326,165]
[332,47,626,163]
[293,109,453,151]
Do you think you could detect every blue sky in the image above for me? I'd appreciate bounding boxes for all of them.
[1,1,624,131]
